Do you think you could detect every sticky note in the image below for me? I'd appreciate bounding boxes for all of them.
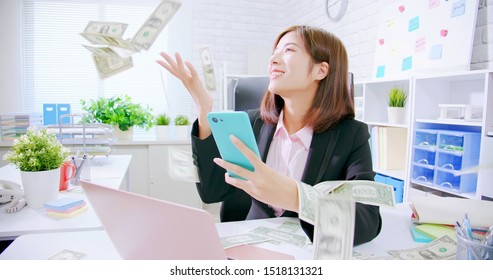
[429,44,443,60]
[408,16,419,32]
[376,65,385,78]
[44,197,85,211]
[410,225,433,243]
[415,224,457,241]
[451,0,466,18]
[402,56,412,71]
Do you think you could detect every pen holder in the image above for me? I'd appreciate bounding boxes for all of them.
[456,229,493,260]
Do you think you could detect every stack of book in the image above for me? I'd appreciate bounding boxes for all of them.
[0,113,43,140]
[44,197,87,218]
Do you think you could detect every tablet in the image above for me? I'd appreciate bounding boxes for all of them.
[207,111,260,179]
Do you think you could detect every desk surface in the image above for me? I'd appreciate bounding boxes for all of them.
[0,155,131,240]
[0,204,422,260]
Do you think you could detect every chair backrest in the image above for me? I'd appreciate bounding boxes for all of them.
[230,76,270,111]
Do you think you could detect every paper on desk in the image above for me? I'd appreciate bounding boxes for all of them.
[410,196,493,228]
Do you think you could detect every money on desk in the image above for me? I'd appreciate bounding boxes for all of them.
[80,0,181,79]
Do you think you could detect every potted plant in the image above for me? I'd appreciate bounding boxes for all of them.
[155,112,171,139]
[3,127,70,208]
[387,86,407,124]
[80,95,154,139]
[173,114,191,139]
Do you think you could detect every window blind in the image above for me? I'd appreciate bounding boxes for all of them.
[20,0,193,125]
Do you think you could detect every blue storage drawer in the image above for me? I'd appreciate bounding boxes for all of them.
[435,167,477,193]
[411,163,435,187]
[415,129,438,149]
[413,147,436,166]
[373,173,404,204]
[436,150,463,171]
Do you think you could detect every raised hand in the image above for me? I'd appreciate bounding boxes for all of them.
[156,52,212,138]
[213,135,299,213]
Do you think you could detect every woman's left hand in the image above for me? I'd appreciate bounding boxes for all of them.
[213,135,299,213]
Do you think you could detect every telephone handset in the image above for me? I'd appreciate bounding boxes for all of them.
[0,179,24,203]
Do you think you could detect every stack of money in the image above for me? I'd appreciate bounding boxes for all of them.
[80,0,181,79]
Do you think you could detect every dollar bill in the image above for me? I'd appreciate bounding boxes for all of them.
[327,181,395,208]
[92,54,133,79]
[199,46,216,90]
[388,235,457,260]
[131,0,181,50]
[297,181,323,224]
[220,233,270,249]
[313,197,355,260]
[80,32,138,51]
[250,226,309,248]
[298,180,395,225]
[83,45,120,58]
[83,21,128,37]
[276,221,302,233]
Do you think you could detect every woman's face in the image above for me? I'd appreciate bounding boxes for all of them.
[267,31,319,100]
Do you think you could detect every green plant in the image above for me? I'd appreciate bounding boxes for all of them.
[388,86,407,107]
[174,114,190,126]
[80,95,154,131]
[3,127,70,172]
[155,113,171,126]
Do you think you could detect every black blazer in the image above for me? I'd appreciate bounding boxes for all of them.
[191,110,382,245]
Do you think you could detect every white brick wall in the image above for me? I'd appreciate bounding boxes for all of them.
[189,0,493,81]
[186,0,492,113]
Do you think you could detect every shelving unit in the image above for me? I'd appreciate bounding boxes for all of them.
[46,114,115,156]
[355,69,493,202]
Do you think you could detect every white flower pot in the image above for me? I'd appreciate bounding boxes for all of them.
[174,125,191,139]
[155,126,169,139]
[20,168,60,208]
[113,126,134,140]
[387,107,406,124]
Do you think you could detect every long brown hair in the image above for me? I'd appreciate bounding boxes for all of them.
[260,25,354,133]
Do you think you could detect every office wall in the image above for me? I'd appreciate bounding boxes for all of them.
[280,0,493,80]
[1,0,491,113]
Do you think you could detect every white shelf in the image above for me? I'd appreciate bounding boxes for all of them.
[415,119,483,127]
[356,70,493,202]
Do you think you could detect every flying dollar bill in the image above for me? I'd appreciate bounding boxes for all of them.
[313,197,355,260]
[92,54,133,79]
[298,180,395,225]
[131,0,181,50]
[83,21,128,37]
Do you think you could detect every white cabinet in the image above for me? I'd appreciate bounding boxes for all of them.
[356,70,493,202]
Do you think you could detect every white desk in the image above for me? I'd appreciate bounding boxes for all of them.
[0,204,421,260]
[0,155,131,240]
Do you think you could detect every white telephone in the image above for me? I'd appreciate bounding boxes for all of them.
[0,179,24,204]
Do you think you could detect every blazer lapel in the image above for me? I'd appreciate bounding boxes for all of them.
[301,128,340,185]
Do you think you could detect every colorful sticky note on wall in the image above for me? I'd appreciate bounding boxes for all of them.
[415,37,426,52]
[429,44,443,60]
[451,0,466,18]
[408,16,419,32]
[376,65,385,78]
[402,56,412,71]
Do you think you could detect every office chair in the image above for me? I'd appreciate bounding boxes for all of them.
[220,73,354,222]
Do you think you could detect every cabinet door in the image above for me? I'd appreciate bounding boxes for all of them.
[111,145,149,195]
[148,145,202,209]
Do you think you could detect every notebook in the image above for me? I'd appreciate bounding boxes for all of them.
[80,180,294,260]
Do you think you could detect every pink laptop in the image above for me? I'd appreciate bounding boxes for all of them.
[80,180,294,260]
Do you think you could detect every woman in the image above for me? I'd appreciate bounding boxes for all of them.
[157,25,381,245]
